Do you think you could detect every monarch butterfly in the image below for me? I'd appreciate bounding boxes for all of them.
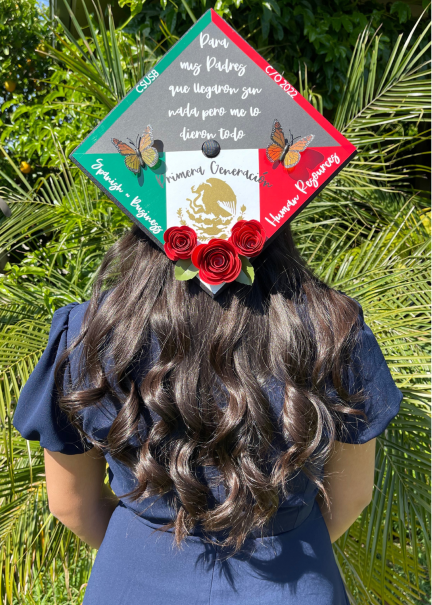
[266,120,314,169]
[112,125,159,174]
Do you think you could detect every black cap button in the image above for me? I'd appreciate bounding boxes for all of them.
[202,140,221,158]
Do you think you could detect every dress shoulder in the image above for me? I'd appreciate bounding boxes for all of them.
[12,301,93,455]
[336,303,403,444]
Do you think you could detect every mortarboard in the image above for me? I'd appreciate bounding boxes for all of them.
[70,8,356,297]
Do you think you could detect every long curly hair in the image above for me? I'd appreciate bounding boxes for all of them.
[56,223,365,555]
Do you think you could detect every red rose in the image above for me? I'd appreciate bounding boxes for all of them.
[164,226,197,261]
[228,220,266,257]
[191,239,242,285]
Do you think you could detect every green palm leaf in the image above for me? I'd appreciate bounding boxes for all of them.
[295,202,430,604]
[39,0,162,111]
[332,14,431,191]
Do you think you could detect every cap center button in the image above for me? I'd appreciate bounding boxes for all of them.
[202,140,221,158]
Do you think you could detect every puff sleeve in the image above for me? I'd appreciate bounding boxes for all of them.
[12,303,93,455]
[334,308,403,444]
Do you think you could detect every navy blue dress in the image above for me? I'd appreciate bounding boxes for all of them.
[13,300,403,605]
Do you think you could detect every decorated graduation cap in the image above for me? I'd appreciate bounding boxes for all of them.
[70,8,356,297]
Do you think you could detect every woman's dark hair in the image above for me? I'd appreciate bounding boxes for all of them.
[56,223,365,555]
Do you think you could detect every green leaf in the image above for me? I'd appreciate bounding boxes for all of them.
[341,15,353,33]
[174,259,199,281]
[390,1,411,24]
[263,0,281,17]
[236,256,255,285]
[332,16,342,32]
[180,0,197,23]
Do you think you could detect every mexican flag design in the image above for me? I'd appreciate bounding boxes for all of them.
[71,9,356,294]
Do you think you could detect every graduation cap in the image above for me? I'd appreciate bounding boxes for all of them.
[71,8,356,297]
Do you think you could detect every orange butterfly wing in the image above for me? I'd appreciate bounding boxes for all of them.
[112,138,141,174]
[266,120,286,163]
[112,138,136,156]
[283,150,301,169]
[139,125,154,151]
[289,134,314,152]
[271,120,286,148]
[266,144,283,163]
[138,125,159,168]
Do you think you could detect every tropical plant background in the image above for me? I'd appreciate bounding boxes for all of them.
[0,0,430,603]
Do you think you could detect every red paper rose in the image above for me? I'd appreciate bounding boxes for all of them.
[228,220,266,257]
[191,239,242,285]
[164,226,197,261]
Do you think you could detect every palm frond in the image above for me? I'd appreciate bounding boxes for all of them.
[296,204,431,604]
[333,14,430,191]
[39,0,162,110]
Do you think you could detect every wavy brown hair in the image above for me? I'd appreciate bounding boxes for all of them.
[56,223,366,555]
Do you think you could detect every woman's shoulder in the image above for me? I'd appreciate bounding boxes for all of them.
[331,294,403,443]
[52,299,89,327]
[42,301,89,354]
[335,294,381,364]
[52,289,113,345]
[12,298,96,454]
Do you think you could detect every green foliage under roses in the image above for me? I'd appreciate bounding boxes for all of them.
[174,258,199,280]
[237,255,254,285]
